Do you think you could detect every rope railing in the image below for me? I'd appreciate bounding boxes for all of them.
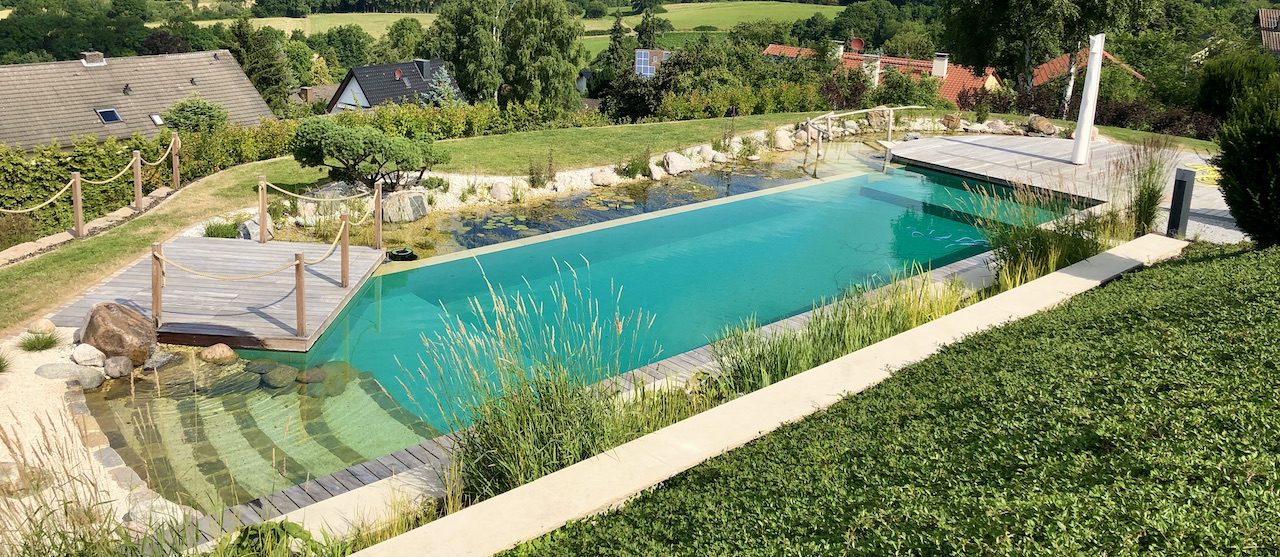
[303,220,348,265]
[0,133,181,239]
[265,181,373,202]
[0,179,74,214]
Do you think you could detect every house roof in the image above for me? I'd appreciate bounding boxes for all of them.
[0,50,273,150]
[1032,49,1145,87]
[762,44,1000,106]
[290,83,340,104]
[334,59,460,111]
[1260,9,1280,55]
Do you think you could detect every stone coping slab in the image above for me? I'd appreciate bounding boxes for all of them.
[350,234,1188,557]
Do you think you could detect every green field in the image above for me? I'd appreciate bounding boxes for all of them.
[168,12,437,36]
[584,31,728,58]
[0,8,10,18]
[623,1,844,31]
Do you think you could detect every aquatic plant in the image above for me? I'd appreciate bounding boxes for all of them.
[711,268,970,394]
[203,220,239,239]
[1116,135,1177,237]
[18,332,60,352]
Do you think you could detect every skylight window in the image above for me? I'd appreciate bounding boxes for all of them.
[96,109,121,123]
[149,114,164,126]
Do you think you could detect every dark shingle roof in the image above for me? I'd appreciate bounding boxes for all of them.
[348,60,460,107]
[0,50,274,150]
[1261,9,1280,55]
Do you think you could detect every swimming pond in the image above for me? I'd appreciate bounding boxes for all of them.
[249,167,1074,428]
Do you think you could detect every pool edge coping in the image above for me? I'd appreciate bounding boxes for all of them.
[349,233,1190,557]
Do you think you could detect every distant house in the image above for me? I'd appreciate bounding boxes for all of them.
[291,84,341,106]
[1032,48,1145,87]
[326,59,461,114]
[0,50,273,150]
[1259,9,1280,56]
[634,49,671,79]
[762,44,1002,107]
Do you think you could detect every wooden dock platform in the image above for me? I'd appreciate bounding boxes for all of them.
[50,237,384,351]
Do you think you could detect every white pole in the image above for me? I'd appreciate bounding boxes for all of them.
[1071,33,1106,165]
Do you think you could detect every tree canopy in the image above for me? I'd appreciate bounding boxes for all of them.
[292,118,448,190]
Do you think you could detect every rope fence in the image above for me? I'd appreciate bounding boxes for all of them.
[258,175,383,250]
[0,133,181,239]
[265,180,373,202]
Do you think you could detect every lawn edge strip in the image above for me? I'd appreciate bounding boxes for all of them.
[350,233,1189,557]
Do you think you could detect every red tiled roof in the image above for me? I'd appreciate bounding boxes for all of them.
[1260,8,1279,29]
[761,44,1000,105]
[1261,9,1280,55]
[1032,48,1144,87]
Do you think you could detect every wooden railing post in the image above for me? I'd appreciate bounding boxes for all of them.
[258,175,268,244]
[295,253,306,337]
[71,172,84,238]
[886,108,894,142]
[132,150,142,210]
[373,183,383,250]
[340,213,349,288]
[170,132,181,189]
[151,243,163,328]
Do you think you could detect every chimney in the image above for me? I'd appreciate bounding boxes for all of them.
[862,54,882,86]
[413,59,430,79]
[830,40,844,60]
[300,86,313,103]
[932,52,950,79]
[80,51,105,66]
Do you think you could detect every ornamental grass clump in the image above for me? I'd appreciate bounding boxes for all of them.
[1115,135,1176,237]
[398,262,710,502]
[712,268,970,394]
[18,332,60,352]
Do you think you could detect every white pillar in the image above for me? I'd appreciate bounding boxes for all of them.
[1070,33,1106,165]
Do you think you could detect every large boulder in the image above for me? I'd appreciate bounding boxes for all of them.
[382,191,429,223]
[794,129,809,144]
[297,367,327,384]
[712,152,729,164]
[662,152,695,176]
[1069,125,1100,141]
[198,343,238,365]
[773,129,794,151]
[104,356,134,379]
[698,144,715,161]
[35,363,104,391]
[866,106,891,129]
[987,119,1007,134]
[72,343,106,367]
[80,303,156,366]
[1027,114,1057,135]
[591,169,617,186]
[489,182,513,202]
[237,215,272,242]
[941,113,963,130]
[27,319,55,335]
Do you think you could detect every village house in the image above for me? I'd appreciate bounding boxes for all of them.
[326,59,461,114]
[1259,9,1280,57]
[0,50,273,150]
[1032,48,1146,87]
[634,49,672,79]
[762,44,1001,106]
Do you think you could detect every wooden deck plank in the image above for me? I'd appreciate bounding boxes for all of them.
[50,237,383,352]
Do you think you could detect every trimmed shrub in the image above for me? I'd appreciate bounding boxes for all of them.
[1213,75,1280,247]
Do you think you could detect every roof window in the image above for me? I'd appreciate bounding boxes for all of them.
[96,109,122,124]
[149,114,165,126]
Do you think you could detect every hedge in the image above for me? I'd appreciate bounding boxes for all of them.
[510,242,1280,556]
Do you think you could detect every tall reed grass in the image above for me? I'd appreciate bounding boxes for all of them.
[711,269,971,394]
[1114,135,1177,237]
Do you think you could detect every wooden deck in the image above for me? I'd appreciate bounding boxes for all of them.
[50,237,384,351]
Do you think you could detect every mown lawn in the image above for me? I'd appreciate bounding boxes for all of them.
[433,112,819,175]
[510,242,1280,556]
[174,12,438,36]
[622,1,844,31]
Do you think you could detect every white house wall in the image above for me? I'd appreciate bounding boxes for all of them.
[330,80,371,113]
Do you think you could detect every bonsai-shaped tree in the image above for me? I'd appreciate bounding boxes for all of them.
[292,118,450,192]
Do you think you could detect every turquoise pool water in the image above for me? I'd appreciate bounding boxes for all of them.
[247,168,1073,431]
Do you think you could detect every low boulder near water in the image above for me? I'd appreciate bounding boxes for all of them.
[198,343,238,365]
[663,152,695,175]
[773,130,794,151]
[591,169,617,186]
[1027,114,1058,135]
[383,191,430,223]
[35,363,104,390]
[263,364,300,389]
[238,215,273,242]
[80,303,156,366]
[490,182,513,202]
[72,343,105,367]
[104,356,133,379]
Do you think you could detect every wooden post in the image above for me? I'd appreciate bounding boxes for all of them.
[258,175,268,244]
[815,120,823,157]
[170,132,180,189]
[826,115,834,140]
[373,183,383,250]
[151,243,163,328]
[295,253,306,337]
[340,213,349,288]
[132,150,142,210]
[886,108,894,142]
[71,172,84,238]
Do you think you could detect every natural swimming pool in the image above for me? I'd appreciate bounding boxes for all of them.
[85,153,1080,513]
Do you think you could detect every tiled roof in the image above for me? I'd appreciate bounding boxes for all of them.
[0,50,273,150]
[290,83,340,104]
[347,60,460,108]
[1261,10,1280,55]
[760,45,999,106]
[1032,48,1145,87]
